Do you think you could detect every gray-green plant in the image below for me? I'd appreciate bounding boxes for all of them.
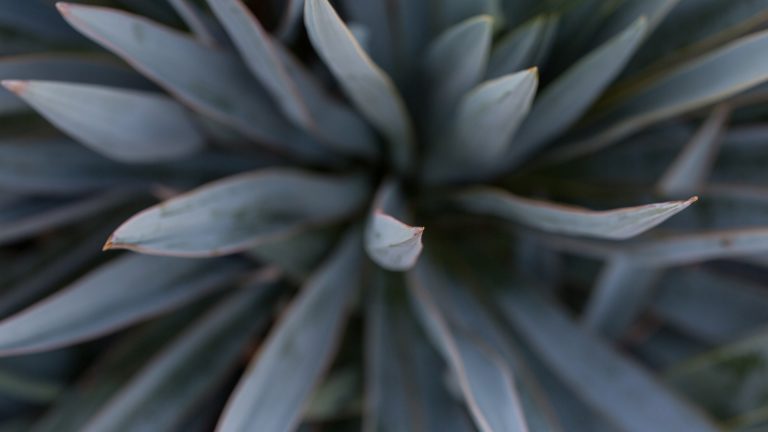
[2,0,768,431]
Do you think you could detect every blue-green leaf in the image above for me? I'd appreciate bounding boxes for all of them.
[208,0,377,159]
[557,29,768,161]
[106,169,369,257]
[81,279,276,432]
[425,15,493,132]
[0,255,246,355]
[431,69,537,181]
[658,105,731,197]
[498,288,719,432]
[508,18,647,166]
[408,259,529,432]
[5,80,204,163]
[0,54,152,115]
[216,229,362,432]
[305,0,414,171]
[488,15,559,79]
[365,180,423,271]
[57,3,325,162]
[0,191,135,247]
[454,186,695,239]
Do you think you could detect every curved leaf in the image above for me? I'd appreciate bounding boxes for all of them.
[82,280,276,432]
[488,15,559,79]
[558,28,768,161]
[658,105,730,196]
[106,169,369,257]
[305,0,413,171]
[0,255,246,355]
[498,288,719,432]
[0,54,152,115]
[508,18,647,166]
[364,180,423,271]
[441,69,538,178]
[4,80,204,163]
[454,187,696,239]
[216,229,362,432]
[425,16,493,128]
[408,259,529,432]
[56,3,327,162]
[208,0,377,159]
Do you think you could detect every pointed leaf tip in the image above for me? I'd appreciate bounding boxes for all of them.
[2,80,27,94]
[54,2,70,15]
[365,213,424,271]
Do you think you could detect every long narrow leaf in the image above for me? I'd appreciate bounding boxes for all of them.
[454,186,695,239]
[305,0,414,171]
[216,228,362,432]
[208,0,377,159]
[0,255,246,355]
[4,80,204,162]
[82,279,276,432]
[57,3,327,162]
[497,288,719,432]
[556,29,768,162]
[106,169,369,257]
[508,18,647,166]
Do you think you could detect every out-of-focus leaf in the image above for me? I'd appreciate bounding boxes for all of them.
[653,268,768,343]
[437,0,502,30]
[632,0,768,71]
[622,228,768,266]
[454,186,695,239]
[0,140,128,194]
[0,0,80,41]
[0,54,153,115]
[5,80,204,163]
[558,29,768,161]
[658,105,730,197]
[276,0,305,40]
[507,18,647,166]
[582,257,662,338]
[365,180,423,271]
[665,327,768,423]
[216,229,362,432]
[30,302,205,432]
[82,279,277,432]
[365,269,475,432]
[0,138,273,196]
[106,169,369,257]
[497,288,720,432]
[425,16,493,135]
[0,254,246,355]
[248,226,339,282]
[0,368,62,404]
[408,252,562,432]
[305,369,359,421]
[305,0,414,172]
[167,0,217,46]
[0,191,135,246]
[408,258,529,432]
[57,3,328,163]
[593,0,679,44]
[487,15,558,79]
[0,223,111,318]
[209,0,377,160]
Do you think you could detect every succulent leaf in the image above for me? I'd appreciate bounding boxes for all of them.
[105,169,370,257]
[217,228,362,432]
[454,186,696,240]
[0,255,246,355]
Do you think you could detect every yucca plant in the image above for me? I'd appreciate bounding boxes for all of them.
[3,0,768,430]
